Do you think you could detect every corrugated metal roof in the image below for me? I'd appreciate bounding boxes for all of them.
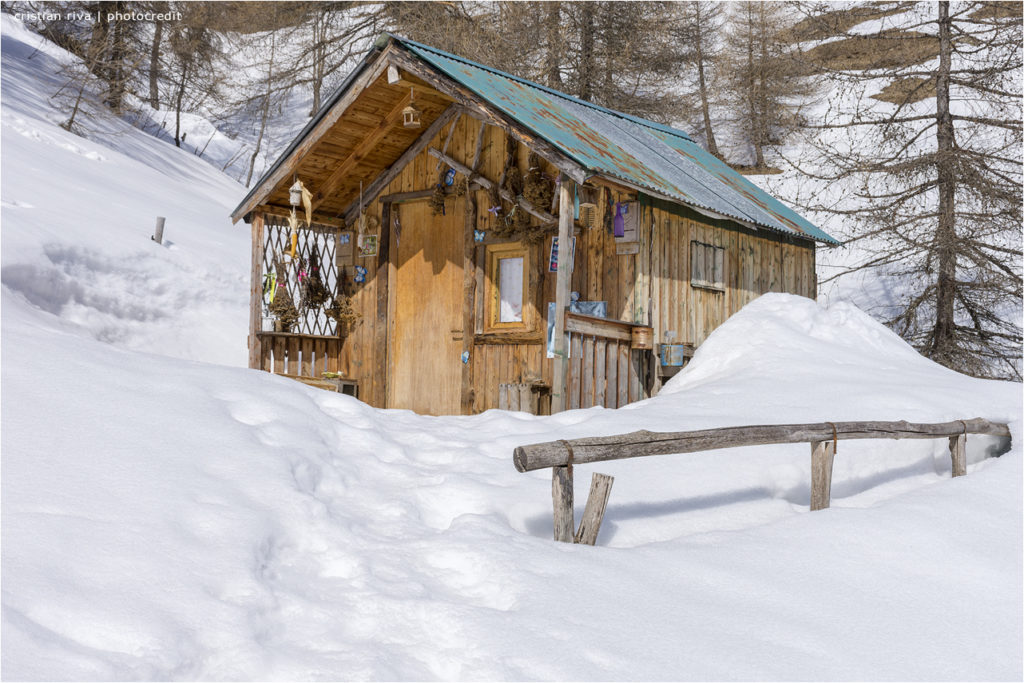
[395,36,837,245]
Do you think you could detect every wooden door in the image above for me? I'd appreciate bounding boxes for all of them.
[387,199,464,415]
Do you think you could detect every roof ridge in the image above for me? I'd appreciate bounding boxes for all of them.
[387,33,694,143]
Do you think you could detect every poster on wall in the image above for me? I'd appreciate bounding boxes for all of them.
[548,236,577,273]
[357,234,378,258]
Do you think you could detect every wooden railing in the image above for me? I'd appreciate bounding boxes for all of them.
[513,418,1012,545]
[255,331,342,378]
[563,312,650,410]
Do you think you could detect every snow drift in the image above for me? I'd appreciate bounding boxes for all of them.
[2,14,1021,682]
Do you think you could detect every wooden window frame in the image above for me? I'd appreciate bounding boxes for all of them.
[485,242,533,333]
[691,240,725,292]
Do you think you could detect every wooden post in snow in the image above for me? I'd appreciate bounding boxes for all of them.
[810,440,836,511]
[949,433,966,477]
[552,465,574,542]
[551,177,574,415]
[151,216,166,244]
[574,472,614,545]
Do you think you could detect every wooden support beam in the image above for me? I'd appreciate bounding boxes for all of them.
[373,202,392,406]
[256,203,346,229]
[810,440,836,511]
[460,191,477,414]
[248,212,265,370]
[389,49,587,185]
[377,189,435,204]
[949,433,966,477]
[550,178,575,414]
[341,104,462,225]
[436,113,459,172]
[513,418,1012,472]
[574,473,614,545]
[387,64,454,101]
[310,92,413,213]
[470,120,487,172]
[552,465,574,543]
[428,147,556,224]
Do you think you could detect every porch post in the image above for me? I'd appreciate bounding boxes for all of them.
[551,177,574,414]
[248,212,265,369]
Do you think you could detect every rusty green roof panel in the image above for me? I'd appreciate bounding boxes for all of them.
[395,36,837,245]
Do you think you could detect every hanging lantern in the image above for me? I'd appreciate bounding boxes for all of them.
[289,178,303,206]
[402,87,421,129]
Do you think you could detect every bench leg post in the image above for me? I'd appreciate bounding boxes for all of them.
[552,466,574,542]
[574,473,614,545]
[949,434,966,477]
[811,440,836,511]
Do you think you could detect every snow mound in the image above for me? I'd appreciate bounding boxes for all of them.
[3,290,1020,679]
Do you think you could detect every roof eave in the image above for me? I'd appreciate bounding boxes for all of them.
[229,38,395,224]
[592,172,838,246]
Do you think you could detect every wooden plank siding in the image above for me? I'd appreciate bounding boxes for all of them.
[248,105,818,414]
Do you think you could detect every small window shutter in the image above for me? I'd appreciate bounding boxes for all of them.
[714,246,724,288]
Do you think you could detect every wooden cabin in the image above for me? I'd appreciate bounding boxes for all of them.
[231,34,837,416]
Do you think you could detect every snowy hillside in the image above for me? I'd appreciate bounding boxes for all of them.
[1,14,250,366]
[2,13,1022,682]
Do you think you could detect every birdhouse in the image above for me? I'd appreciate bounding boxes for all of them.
[402,88,421,128]
[289,179,303,206]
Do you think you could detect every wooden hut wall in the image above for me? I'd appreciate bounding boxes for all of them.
[643,201,817,392]
[253,110,818,413]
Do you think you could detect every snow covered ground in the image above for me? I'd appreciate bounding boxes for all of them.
[2,14,1022,681]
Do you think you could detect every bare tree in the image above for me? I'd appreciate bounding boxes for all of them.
[244,10,279,187]
[672,1,725,158]
[789,1,1022,378]
[148,1,166,109]
[165,2,222,147]
[384,1,687,123]
[293,2,380,117]
[723,2,815,169]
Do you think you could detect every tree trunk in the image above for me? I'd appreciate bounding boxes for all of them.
[753,3,768,168]
[89,3,110,82]
[174,63,186,147]
[930,0,958,364]
[745,5,764,168]
[309,10,325,116]
[105,2,126,114]
[149,18,163,109]
[694,6,720,158]
[246,31,277,187]
[544,1,562,88]
[579,3,595,101]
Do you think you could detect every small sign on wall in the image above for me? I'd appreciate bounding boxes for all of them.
[549,235,577,272]
[358,234,378,258]
[336,231,353,259]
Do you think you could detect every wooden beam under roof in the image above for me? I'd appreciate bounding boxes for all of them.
[255,203,346,229]
[387,65,455,102]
